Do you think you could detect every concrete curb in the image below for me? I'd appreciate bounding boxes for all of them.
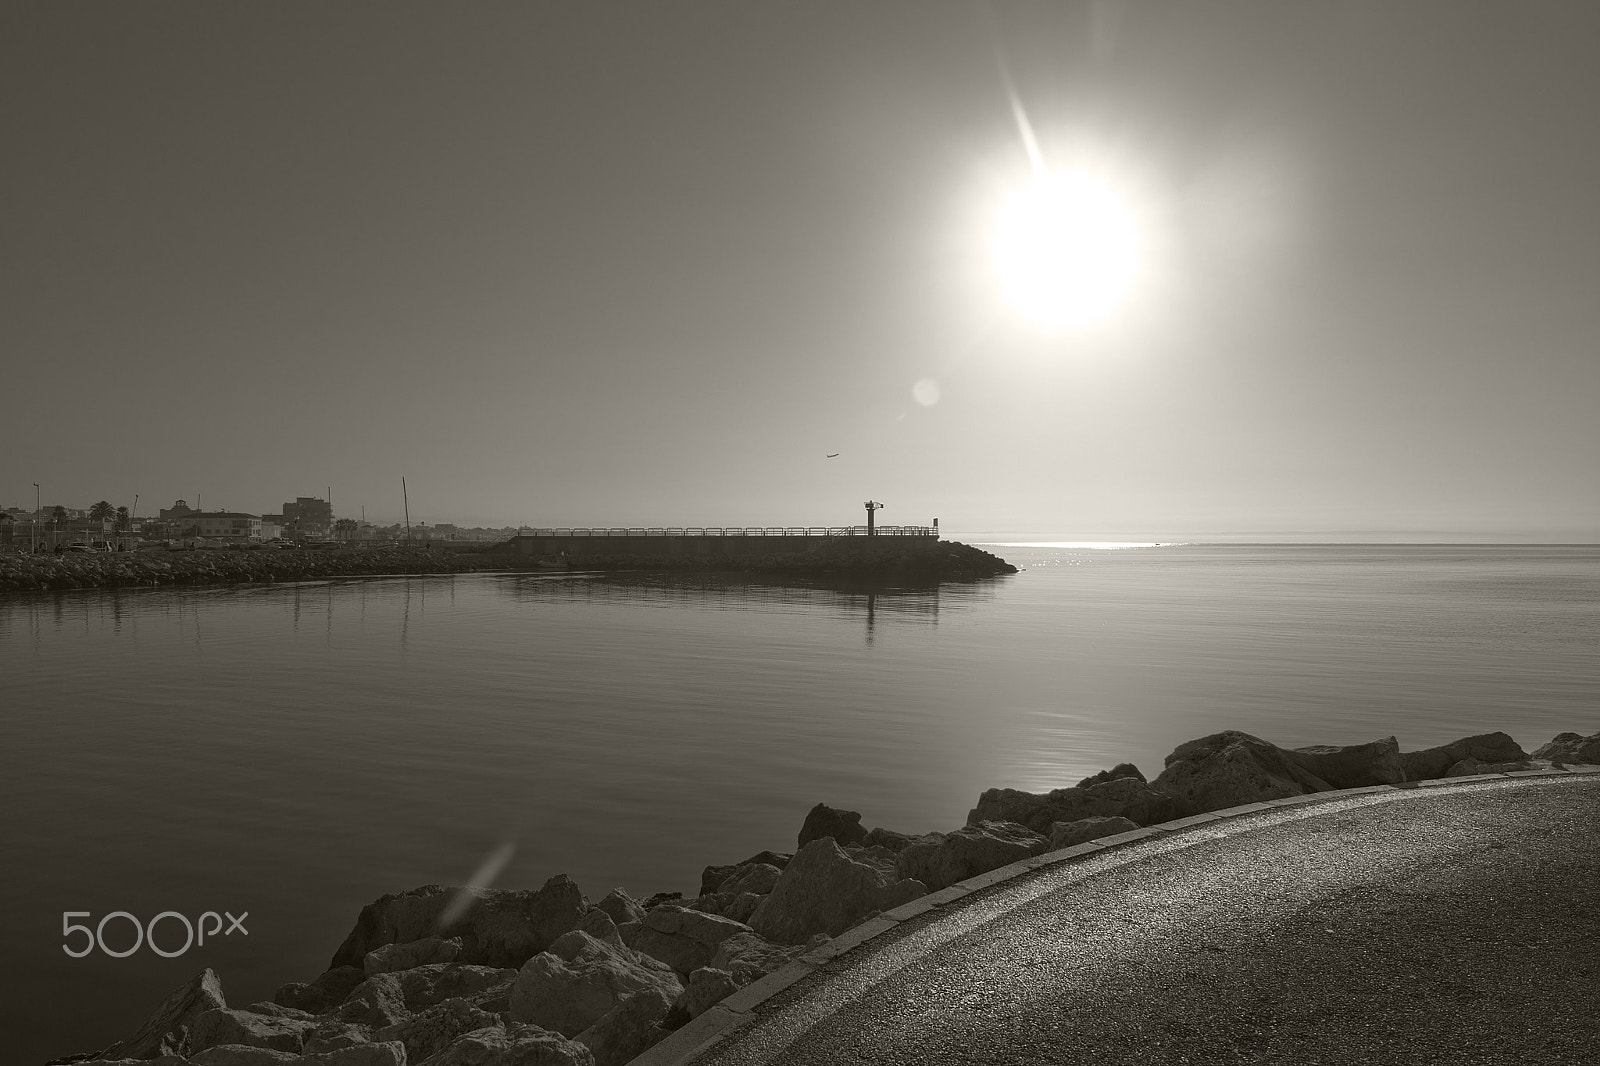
[626,765,1600,1066]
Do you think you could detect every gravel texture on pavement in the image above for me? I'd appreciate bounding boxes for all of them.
[690,776,1600,1066]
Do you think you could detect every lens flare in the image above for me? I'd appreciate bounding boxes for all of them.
[436,840,517,931]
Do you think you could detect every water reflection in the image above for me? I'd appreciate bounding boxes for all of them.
[504,571,1000,645]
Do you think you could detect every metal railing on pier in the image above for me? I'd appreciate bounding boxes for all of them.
[514,525,937,538]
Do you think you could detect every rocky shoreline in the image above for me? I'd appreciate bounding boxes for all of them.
[55,727,1600,1066]
[0,540,1015,596]
[0,547,511,596]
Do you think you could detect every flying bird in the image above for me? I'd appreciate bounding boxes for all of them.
[826,453,840,458]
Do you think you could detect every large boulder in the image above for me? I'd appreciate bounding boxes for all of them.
[508,930,682,1038]
[577,908,625,948]
[374,998,500,1063]
[574,986,676,1066]
[242,1003,315,1022]
[1444,756,1534,777]
[1151,731,1332,815]
[274,967,366,1015]
[1076,763,1145,788]
[1399,732,1530,781]
[593,889,647,927]
[698,851,793,896]
[188,1047,298,1065]
[895,821,1048,891]
[748,837,927,944]
[330,876,588,970]
[624,905,751,976]
[302,1020,374,1054]
[719,862,783,896]
[1048,815,1140,850]
[861,827,939,853]
[1286,736,1406,787]
[686,890,763,925]
[338,965,517,1028]
[706,931,825,985]
[797,803,869,848]
[334,976,406,1030]
[94,967,228,1060]
[298,1044,407,1066]
[673,967,740,1020]
[413,1023,595,1066]
[1532,731,1600,767]
[189,1008,315,1056]
[364,936,463,975]
[687,861,784,925]
[968,774,1179,832]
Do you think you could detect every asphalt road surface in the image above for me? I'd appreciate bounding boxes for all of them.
[694,776,1600,1066]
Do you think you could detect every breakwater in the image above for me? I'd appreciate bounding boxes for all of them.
[505,531,1016,582]
[58,727,1600,1066]
[0,545,509,595]
[0,537,1015,596]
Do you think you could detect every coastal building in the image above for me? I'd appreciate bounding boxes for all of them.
[282,497,333,537]
[144,499,197,540]
[186,512,263,541]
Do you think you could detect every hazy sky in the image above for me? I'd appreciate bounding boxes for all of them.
[5,2,1597,538]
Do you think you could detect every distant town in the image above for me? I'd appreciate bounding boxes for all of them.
[0,495,518,553]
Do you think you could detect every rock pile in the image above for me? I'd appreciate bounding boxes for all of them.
[59,727,1597,1066]
[0,547,505,595]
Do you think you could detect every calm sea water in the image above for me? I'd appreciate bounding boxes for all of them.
[2,541,1596,1061]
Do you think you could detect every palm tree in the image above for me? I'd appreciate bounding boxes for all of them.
[334,517,359,541]
[115,506,130,530]
[89,501,115,523]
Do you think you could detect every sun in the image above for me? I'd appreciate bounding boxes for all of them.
[992,170,1140,328]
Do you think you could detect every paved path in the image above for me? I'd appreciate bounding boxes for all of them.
[687,775,1599,1066]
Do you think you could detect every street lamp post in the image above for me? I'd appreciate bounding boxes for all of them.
[864,500,884,535]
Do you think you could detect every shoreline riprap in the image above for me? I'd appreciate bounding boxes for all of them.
[57,727,1600,1066]
[0,546,511,595]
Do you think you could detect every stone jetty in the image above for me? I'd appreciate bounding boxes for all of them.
[0,539,1015,597]
[54,727,1598,1066]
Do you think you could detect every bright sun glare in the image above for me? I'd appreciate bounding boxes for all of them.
[992,170,1140,328]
